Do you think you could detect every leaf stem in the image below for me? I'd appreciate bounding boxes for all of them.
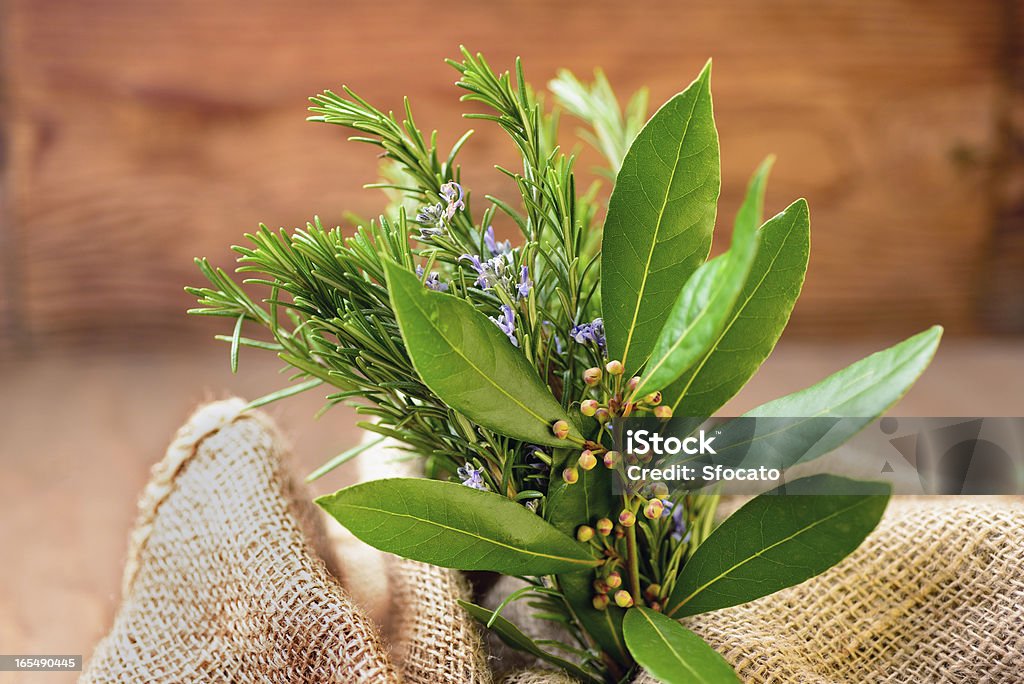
[625,497,644,607]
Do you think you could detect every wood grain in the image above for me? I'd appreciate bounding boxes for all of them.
[0,0,1014,356]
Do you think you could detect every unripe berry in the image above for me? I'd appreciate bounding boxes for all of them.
[580,399,599,417]
[603,450,621,469]
[583,367,603,386]
[593,578,610,594]
[576,525,595,542]
[552,420,571,439]
[654,405,673,419]
[592,594,610,611]
[562,467,579,484]
[596,518,614,536]
[594,408,611,424]
[578,450,598,471]
[605,359,624,376]
[644,584,662,602]
[627,376,641,392]
[644,499,665,519]
[645,391,662,405]
[650,482,669,498]
[605,571,622,589]
[614,590,634,608]
[618,510,636,527]
[613,524,626,539]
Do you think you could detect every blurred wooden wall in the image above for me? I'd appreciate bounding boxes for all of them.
[1,0,1021,357]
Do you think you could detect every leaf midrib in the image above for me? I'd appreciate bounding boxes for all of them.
[637,258,732,396]
[338,501,599,568]
[667,496,874,616]
[619,86,704,371]
[669,210,801,412]
[402,283,563,434]
[636,609,701,680]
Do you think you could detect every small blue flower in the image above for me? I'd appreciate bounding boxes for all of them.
[415,203,446,240]
[570,317,606,349]
[517,266,532,300]
[440,181,465,222]
[460,252,511,289]
[668,500,692,542]
[490,304,519,347]
[415,265,449,292]
[457,464,488,491]
[484,226,512,256]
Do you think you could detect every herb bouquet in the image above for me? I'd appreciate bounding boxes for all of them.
[188,49,942,683]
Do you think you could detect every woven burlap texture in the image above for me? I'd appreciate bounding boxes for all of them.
[507,496,1024,684]
[85,399,1024,682]
[82,399,397,683]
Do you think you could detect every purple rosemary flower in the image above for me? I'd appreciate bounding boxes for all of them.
[570,317,606,349]
[517,265,532,300]
[460,252,511,289]
[484,226,511,256]
[415,203,446,240]
[415,265,449,292]
[668,500,692,542]
[440,181,465,222]
[490,304,519,347]
[457,464,488,491]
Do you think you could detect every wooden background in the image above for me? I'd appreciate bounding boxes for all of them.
[1,0,1022,358]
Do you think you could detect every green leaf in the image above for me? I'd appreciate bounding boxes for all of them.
[702,325,944,472]
[623,607,739,684]
[545,465,630,664]
[664,198,810,416]
[316,477,600,575]
[459,600,600,683]
[383,261,582,447]
[665,474,890,617]
[632,158,772,399]
[602,61,720,375]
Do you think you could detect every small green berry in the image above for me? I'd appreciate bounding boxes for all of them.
[644,499,664,519]
[552,419,571,439]
[580,399,599,416]
[578,450,598,471]
[654,405,673,419]
[605,359,624,376]
[614,590,634,608]
[650,482,669,498]
[583,367,603,386]
[593,578,610,594]
[576,525,595,542]
[627,376,641,392]
[605,572,622,589]
[596,518,614,536]
[592,594,610,611]
[618,510,636,527]
[562,466,579,484]
[603,450,621,469]
[644,584,662,602]
[594,408,611,424]
[645,391,662,405]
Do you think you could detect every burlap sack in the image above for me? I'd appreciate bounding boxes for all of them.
[505,496,1024,683]
[82,399,396,683]
[85,399,1024,682]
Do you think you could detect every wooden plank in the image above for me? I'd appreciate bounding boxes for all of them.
[1,0,1006,354]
